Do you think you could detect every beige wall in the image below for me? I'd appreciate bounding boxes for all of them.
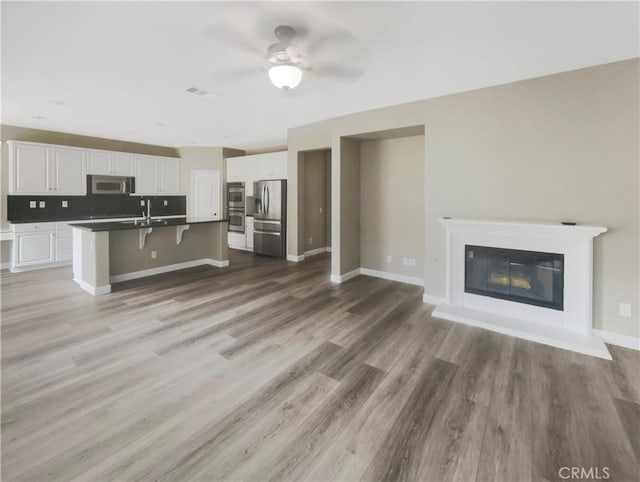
[360,135,425,279]
[289,59,639,338]
[109,222,228,275]
[325,151,332,247]
[339,137,361,275]
[176,146,245,217]
[303,150,330,252]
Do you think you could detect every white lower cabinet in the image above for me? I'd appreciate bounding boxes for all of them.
[246,217,254,249]
[11,221,80,271]
[14,230,55,268]
[227,232,247,249]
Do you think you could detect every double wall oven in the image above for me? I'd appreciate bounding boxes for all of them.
[226,182,245,233]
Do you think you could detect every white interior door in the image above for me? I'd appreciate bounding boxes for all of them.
[191,170,221,219]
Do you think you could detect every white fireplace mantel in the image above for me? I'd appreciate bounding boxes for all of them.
[432,218,611,359]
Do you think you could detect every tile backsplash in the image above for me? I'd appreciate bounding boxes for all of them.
[8,195,186,223]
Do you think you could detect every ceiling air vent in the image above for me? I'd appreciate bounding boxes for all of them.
[184,86,215,99]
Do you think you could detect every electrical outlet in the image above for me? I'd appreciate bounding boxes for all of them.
[140,200,145,206]
[62,200,68,208]
[403,257,416,266]
[164,200,168,206]
[29,201,36,208]
[387,256,392,263]
[619,303,632,318]
[309,237,312,244]
[39,201,45,208]
[151,250,157,259]
[319,207,323,213]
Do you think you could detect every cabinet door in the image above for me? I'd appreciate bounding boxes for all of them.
[136,157,157,194]
[85,150,111,175]
[265,152,287,179]
[226,158,242,181]
[111,154,136,176]
[52,148,85,194]
[157,158,180,194]
[246,217,254,249]
[15,232,55,266]
[11,143,50,193]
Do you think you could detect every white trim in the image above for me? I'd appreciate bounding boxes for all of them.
[330,268,360,283]
[229,245,253,252]
[326,247,332,253]
[359,268,424,286]
[76,279,112,296]
[287,254,305,262]
[593,329,640,351]
[304,247,331,257]
[1,262,11,270]
[434,303,612,360]
[423,293,445,305]
[10,260,71,273]
[109,258,228,283]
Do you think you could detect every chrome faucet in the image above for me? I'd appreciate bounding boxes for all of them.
[139,199,152,224]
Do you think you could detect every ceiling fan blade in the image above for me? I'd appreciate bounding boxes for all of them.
[305,28,363,62]
[307,62,366,81]
[203,23,266,58]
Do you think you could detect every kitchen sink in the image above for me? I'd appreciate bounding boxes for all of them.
[118,219,169,226]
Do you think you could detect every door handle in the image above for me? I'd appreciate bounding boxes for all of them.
[255,230,280,236]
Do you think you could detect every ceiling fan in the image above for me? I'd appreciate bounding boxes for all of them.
[209,23,366,90]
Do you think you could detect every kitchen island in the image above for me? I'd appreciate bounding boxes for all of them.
[71,217,228,295]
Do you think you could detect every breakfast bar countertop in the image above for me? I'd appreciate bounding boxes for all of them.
[70,217,228,232]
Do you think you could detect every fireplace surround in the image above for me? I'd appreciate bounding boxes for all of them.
[431,218,610,359]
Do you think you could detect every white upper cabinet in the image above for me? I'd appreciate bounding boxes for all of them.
[111,153,136,176]
[157,157,180,194]
[51,148,85,195]
[9,142,85,195]
[135,157,158,194]
[135,156,180,195]
[7,140,180,196]
[86,151,135,176]
[10,143,49,193]
[225,151,287,188]
[85,150,111,175]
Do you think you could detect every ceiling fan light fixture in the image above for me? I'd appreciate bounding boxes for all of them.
[268,64,302,90]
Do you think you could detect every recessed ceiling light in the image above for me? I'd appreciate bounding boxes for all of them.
[184,86,215,99]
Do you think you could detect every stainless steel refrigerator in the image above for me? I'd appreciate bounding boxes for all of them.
[254,179,286,258]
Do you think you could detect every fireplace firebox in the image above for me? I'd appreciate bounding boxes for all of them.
[465,245,564,310]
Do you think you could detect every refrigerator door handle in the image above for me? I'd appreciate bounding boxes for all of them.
[255,230,281,236]
[265,186,270,215]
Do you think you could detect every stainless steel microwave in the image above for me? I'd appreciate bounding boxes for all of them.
[88,175,135,195]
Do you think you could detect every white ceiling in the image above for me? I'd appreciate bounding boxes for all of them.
[2,1,638,150]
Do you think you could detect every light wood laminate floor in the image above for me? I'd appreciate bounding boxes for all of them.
[1,251,639,481]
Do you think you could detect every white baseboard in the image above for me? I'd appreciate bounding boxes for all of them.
[304,247,331,257]
[330,268,360,283]
[593,329,640,351]
[359,268,424,286]
[9,260,72,273]
[423,293,446,305]
[287,254,305,262]
[76,279,111,296]
[229,245,253,252]
[434,303,612,360]
[0,262,10,270]
[110,258,228,283]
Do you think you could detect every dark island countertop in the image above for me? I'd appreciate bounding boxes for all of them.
[70,217,228,232]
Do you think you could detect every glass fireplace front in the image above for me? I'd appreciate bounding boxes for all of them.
[464,245,564,310]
